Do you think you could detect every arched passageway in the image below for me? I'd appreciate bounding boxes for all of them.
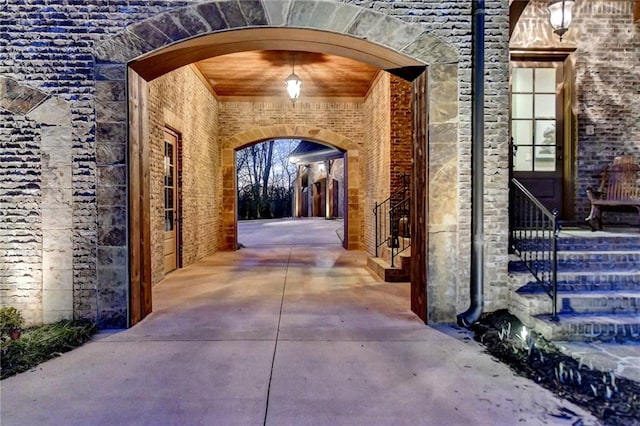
[226,130,355,251]
[93,1,460,326]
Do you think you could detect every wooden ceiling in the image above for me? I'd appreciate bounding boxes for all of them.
[194,50,381,99]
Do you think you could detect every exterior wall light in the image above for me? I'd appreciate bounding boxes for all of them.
[547,0,575,40]
[285,54,301,103]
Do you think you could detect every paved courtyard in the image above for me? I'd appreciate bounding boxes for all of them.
[1,219,599,425]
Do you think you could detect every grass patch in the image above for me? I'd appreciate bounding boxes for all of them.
[1,319,97,380]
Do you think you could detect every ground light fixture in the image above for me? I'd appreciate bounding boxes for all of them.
[285,54,301,103]
[547,0,574,40]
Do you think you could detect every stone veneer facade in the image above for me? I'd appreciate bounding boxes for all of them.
[1,0,513,327]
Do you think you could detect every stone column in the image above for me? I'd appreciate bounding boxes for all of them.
[27,98,74,323]
[221,148,236,249]
[324,160,331,219]
[427,64,460,323]
[346,151,361,249]
[295,164,302,217]
[95,63,129,327]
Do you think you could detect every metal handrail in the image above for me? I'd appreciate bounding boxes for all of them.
[389,196,411,267]
[510,178,560,321]
[373,197,391,257]
[373,174,410,258]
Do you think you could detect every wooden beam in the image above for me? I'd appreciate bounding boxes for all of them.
[510,0,531,39]
[127,68,153,326]
[634,0,640,23]
[140,79,152,318]
[410,70,428,324]
[127,68,142,326]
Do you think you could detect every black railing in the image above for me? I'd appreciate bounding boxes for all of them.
[374,196,392,258]
[373,174,411,266]
[510,178,560,320]
[389,196,411,267]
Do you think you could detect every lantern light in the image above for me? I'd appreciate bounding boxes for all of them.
[547,0,575,41]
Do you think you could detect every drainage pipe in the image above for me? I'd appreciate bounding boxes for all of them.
[457,0,485,327]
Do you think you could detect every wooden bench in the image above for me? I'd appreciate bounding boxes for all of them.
[586,155,640,230]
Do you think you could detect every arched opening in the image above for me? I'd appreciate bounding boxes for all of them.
[224,127,359,252]
[233,138,349,250]
[93,1,460,327]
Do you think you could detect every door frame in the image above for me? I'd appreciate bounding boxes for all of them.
[510,48,576,220]
[163,126,182,273]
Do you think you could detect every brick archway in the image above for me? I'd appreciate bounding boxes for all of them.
[93,0,461,326]
[222,125,359,250]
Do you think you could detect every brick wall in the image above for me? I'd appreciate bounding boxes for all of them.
[363,73,391,255]
[361,74,412,258]
[218,100,365,143]
[512,0,640,224]
[389,76,413,199]
[218,98,365,246]
[148,66,221,285]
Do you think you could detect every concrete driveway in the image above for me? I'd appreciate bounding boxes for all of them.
[1,219,599,425]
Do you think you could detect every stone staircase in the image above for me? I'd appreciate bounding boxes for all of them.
[367,237,411,282]
[509,229,640,342]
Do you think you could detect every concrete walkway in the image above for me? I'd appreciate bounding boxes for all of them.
[1,219,600,425]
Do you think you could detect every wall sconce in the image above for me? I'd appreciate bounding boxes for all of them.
[547,0,575,40]
[285,54,301,103]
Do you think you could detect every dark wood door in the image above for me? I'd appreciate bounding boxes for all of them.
[511,62,565,216]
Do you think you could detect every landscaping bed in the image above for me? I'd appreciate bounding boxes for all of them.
[472,310,640,426]
[1,319,97,380]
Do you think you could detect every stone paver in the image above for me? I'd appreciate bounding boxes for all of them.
[0,219,601,425]
[557,341,640,383]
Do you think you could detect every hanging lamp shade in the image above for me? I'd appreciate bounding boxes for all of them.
[547,0,575,40]
[285,72,301,101]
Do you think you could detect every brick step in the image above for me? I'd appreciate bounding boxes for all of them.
[509,250,640,273]
[366,256,410,282]
[380,237,411,265]
[513,271,640,293]
[510,291,640,323]
[557,291,640,315]
[531,313,640,342]
[514,231,640,252]
[557,235,640,251]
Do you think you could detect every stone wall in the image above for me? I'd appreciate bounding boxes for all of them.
[148,66,221,285]
[363,73,391,255]
[0,106,44,324]
[512,0,640,223]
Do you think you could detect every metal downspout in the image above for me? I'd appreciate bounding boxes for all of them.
[457,0,485,327]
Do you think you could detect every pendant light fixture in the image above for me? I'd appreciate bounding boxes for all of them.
[547,0,575,41]
[285,54,302,103]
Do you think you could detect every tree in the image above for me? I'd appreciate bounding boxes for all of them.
[237,139,298,219]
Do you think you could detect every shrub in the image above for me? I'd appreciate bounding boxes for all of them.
[1,319,97,379]
[0,306,25,341]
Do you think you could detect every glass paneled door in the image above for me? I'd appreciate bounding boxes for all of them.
[511,62,565,216]
[163,129,179,274]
